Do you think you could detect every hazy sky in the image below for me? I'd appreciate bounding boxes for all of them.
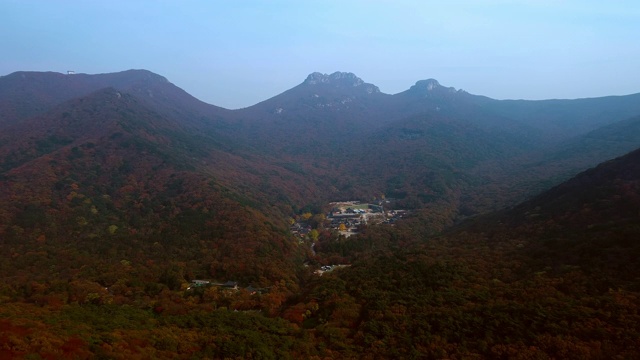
[2,0,639,109]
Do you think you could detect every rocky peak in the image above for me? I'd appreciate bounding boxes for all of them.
[304,71,380,93]
[411,79,443,91]
[304,72,329,84]
[409,79,463,96]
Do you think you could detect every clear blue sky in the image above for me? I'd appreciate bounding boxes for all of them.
[2,0,639,109]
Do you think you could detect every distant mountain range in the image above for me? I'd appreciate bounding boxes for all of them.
[2,69,640,230]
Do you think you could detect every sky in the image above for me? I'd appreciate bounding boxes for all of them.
[2,0,639,109]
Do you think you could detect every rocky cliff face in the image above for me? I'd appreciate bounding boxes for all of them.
[304,71,380,93]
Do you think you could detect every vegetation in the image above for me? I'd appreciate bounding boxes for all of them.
[1,70,640,358]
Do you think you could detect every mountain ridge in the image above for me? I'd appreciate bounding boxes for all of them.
[4,68,640,223]
[0,69,231,130]
[6,68,640,107]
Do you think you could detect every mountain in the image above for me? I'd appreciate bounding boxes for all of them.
[4,68,640,217]
[465,112,640,214]
[232,71,390,155]
[333,109,541,230]
[228,73,546,221]
[238,71,384,118]
[468,92,640,140]
[503,147,640,283]
[4,69,640,229]
[538,113,640,175]
[2,68,640,358]
[393,79,536,132]
[0,87,314,290]
[0,69,231,131]
[233,73,545,154]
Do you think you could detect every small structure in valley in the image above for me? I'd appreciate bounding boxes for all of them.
[191,280,211,286]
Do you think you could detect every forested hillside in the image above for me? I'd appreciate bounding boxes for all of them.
[1,69,640,358]
[300,147,640,358]
[0,87,312,289]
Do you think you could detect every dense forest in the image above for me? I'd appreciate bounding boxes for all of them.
[1,70,640,358]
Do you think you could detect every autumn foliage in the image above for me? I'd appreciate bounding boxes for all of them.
[2,70,640,358]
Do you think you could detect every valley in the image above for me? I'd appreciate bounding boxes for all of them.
[1,69,640,358]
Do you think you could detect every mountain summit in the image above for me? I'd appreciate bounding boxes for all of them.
[408,78,462,95]
[303,71,380,93]
[0,69,228,129]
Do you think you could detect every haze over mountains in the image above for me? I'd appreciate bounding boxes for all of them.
[3,68,640,257]
[1,69,640,358]
[4,70,640,212]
